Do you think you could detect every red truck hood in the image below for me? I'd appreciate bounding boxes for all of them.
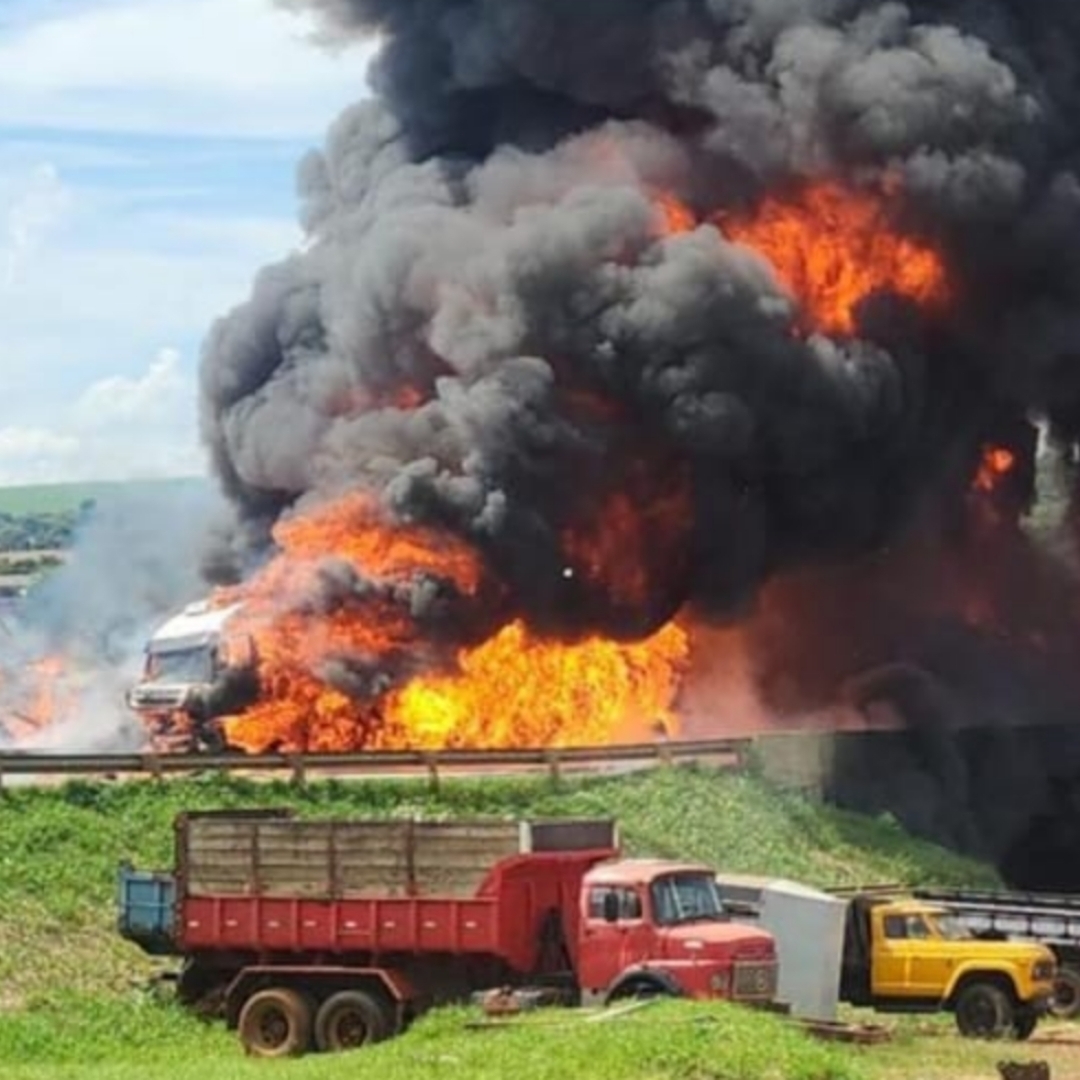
[660,921,776,962]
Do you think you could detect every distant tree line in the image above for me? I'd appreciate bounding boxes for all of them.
[0,499,94,553]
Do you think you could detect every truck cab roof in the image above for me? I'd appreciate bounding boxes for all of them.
[585,858,715,886]
[149,600,243,653]
[875,899,951,916]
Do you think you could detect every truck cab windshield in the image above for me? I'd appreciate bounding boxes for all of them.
[928,913,973,941]
[146,647,213,684]
[650,873,724,925]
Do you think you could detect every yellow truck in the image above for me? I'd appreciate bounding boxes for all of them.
[840,894,1056,1038]
[714,877,1056,1039]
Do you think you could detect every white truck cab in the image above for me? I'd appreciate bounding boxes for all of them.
[127,600,251,750]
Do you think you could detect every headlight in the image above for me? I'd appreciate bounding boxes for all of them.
[709,971,730,994]
[1033,960,1056,982]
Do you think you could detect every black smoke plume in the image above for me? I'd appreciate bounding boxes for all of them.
[203,0,1080,627]
[199,1,1080,883]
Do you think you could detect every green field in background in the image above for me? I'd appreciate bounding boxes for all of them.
[0,477,208,516]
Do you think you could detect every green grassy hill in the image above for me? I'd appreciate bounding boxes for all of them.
[0,476,208,516]
[0,765,1000,1079]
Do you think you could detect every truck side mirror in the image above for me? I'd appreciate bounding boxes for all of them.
[603,892,619,923]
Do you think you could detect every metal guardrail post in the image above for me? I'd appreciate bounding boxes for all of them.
[423,753,440,793]
[288,755,306,787]
[545,749,562,788]
[733,740,752,771]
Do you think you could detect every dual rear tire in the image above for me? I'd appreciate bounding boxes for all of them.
[315,990,393,1052]
[237,987,393,1057]
[237,988,312,1058]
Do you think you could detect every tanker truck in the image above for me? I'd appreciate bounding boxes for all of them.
[118,812,779,1057]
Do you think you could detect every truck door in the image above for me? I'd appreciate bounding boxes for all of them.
[871,913,915,998]
[578,886,650,995]
[902,915,953,998]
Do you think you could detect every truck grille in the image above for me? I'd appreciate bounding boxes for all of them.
[731,961,778,1001]
[131,689,186,707]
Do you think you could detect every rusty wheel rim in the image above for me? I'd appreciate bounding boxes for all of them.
[333,1007,370,1048]
[256,1007,290,1049]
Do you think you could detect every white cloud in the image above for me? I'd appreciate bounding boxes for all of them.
[0,348,204,485]
[0,426,80,464]
[0,208,302,415]
[2,163,71,287]
[74,348,189,427]
[0,0,376,138]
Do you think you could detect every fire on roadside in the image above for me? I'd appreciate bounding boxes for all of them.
[214,493,691,753]
[188,182,955,755]
[0,655,75,743]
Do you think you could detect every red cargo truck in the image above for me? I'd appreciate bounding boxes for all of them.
[119,811,779,1057]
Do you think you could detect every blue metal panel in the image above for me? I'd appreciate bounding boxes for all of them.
[116,863,177,956]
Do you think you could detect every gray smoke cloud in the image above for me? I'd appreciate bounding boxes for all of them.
[0,483,230,751]
[206,0,1080,633]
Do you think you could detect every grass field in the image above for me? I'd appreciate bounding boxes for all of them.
[0,477,208,515]
[0,999,870,1080]
[4,995,1079,1080]
[0,766,1030,1078]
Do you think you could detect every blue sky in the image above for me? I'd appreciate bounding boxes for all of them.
[0,0,375,485]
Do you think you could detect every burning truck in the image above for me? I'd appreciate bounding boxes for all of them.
[125,561,690,755]
[127,600,256,752]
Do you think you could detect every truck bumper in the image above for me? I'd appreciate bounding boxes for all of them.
[1030,992,1054,1016]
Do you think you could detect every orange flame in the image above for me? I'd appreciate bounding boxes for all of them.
[216,491,689,753]
[383,619,689,749]
[723,184,948,334]
[653,183,949,336]
[1,654,75,741]
[216,492,487,752]
[655,192,696,235]
[972,444,1016,494]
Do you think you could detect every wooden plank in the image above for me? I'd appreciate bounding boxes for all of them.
[180,816,612,899]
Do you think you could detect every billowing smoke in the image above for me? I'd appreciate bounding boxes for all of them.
[203,0,1080,628]
[0,483,229,751]
[197,2,1080,882]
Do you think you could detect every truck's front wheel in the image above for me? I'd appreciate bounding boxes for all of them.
[954,982,1013,1039]
[238,988,313,1057]
[314,990,393,1052]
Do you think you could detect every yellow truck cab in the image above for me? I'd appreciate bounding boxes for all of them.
[841,895,1056,1039]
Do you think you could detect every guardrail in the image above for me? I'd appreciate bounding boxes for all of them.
[0,737,752,788]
